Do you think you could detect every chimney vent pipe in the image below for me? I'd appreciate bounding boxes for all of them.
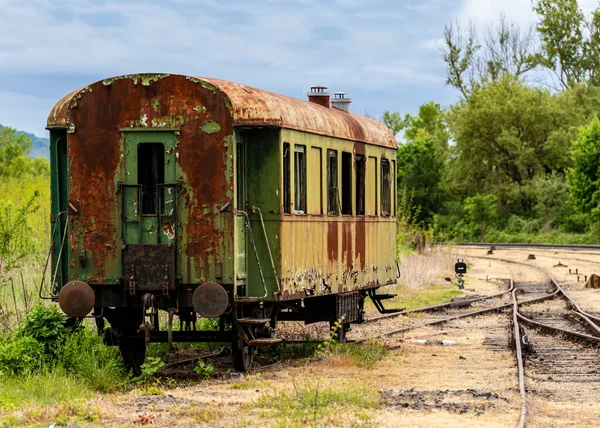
[307,86,330,108]
[331,92,352,112]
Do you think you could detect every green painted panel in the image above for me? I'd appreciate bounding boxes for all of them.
[123,132,178,245]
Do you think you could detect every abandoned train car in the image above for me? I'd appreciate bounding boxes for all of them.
[44,74,399,373]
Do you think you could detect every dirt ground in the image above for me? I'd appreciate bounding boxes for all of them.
[9,247,600,427]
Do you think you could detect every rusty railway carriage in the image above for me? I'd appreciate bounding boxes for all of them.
[44,73,398,373]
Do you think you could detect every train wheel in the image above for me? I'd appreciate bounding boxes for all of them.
[232,326,253,372]
[119,338,146,377]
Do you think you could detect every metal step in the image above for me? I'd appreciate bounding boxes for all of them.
[380,308,404,314]
[370,293,397,301]
[246,338,282,346]
[237,318,270,325]
[235,297,261,303]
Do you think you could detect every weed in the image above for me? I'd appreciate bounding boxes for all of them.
[316,318,344,359]
[133,357,164,385]
[252,381,378,426]
[0,368,94,411]
[193,358,214,379]
[331,340,388,368]
[180,406,223,423]
[57,329,127,392]
[263,341,318,362]
[230,373,268,390]
[138,386,165,396]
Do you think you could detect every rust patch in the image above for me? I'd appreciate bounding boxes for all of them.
[327,222,338,262]
[356,219,365,268]
[59,75,234,283]
[341,222,352,269]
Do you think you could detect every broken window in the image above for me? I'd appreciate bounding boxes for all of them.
[138,143,164,215]
[294,145,307,213]
[381,158,391,216]
[327,150,338,214]
[355,155,365,216]
[283,143,291,214]
[341,152,352,215]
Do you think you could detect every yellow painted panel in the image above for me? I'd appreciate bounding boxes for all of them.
[366,156,377,215]
[308,147,323,214]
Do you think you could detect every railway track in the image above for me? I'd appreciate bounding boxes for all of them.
[349,252,600,426]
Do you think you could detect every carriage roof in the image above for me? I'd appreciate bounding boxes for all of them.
[47,74,397,149]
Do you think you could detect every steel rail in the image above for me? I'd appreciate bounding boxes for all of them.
[510,278,527,428]
[354,291,561,344]
[365,284,513,323]
[445,242,600,251]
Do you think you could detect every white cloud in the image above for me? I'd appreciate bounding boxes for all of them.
[459,0,599,28]
[0,90,55,137]
[0,0,456,134]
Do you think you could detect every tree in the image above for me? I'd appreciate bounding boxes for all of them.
[447,76,576,201]
[533,0,600,88]
[0,127,49,179]
[567,116,600,217]
[442,16,538,99]
[462,194,498,240]
[385,102,449,223]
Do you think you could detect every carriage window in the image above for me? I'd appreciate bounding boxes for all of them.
[138,143,164,215]
[327,150,338,214]
[294,145,307,213]
[341,152,352,215]
[381,158,391,216]
[355,155,365,216]
[283,143,291,214]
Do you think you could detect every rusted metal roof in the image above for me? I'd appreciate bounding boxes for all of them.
[47,74,397,148]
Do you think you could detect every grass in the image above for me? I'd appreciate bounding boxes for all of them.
[0,369,95,412]
[230,373,270,390]
[251,381,379,426]
[330,340,388,368]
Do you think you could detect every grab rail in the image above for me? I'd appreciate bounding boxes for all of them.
[39,211,68,300]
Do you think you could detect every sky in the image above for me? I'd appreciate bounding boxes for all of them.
[0,0,597,138]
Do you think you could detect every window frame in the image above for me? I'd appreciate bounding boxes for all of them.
[282,142,291,214]
[355,154,366,216]
[327,149,339,215]
[137,142,165,216]
[293,144,307,214]
[381,157,392,217]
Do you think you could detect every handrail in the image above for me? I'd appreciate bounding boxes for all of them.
[39,211,68,299]
[237,210,268,300]
[251,205,281,298]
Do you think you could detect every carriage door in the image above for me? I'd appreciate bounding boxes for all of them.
[235,135,248,294]
[121,132,178,293]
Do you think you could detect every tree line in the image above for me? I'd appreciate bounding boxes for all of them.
[387,0,600,244]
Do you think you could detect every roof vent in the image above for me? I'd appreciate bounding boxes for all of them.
[331,92,352,112]
[307,86,330,108]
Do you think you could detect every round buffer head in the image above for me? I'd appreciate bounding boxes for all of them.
[193,282,229,318]
[58,280,95,318]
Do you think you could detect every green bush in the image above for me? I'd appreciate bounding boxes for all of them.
[57,330,127,392]
[0,305,127,393]
[0,336,44,376]
[16,304,70,359]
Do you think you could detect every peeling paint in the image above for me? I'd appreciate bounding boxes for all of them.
[201,121,221,134]
[151,98,160,112]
